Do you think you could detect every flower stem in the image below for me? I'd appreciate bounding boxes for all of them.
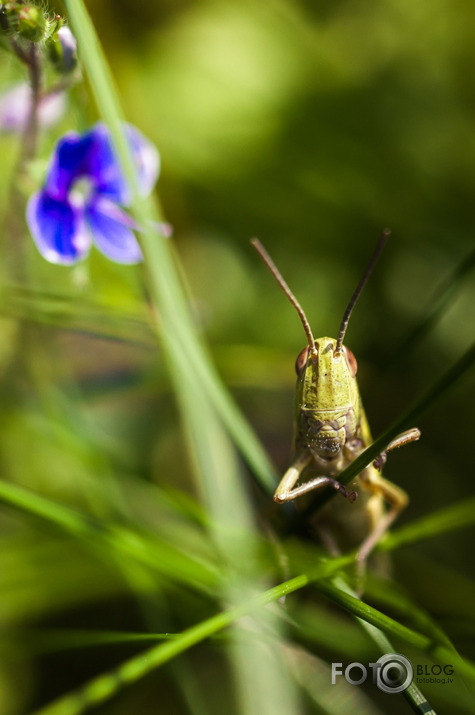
[21,41,42,166]
[1,40,43,281]
[9,36,42,166]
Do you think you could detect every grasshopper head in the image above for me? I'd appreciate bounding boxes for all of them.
[251,234,389,459]
[294,338,360,459]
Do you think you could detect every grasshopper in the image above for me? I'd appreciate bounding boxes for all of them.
[252,233,420,564]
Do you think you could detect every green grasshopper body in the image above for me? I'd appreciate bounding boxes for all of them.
[252,236,419,563]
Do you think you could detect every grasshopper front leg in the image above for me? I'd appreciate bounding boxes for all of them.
[372,428,421,471]
[273,451,357,503]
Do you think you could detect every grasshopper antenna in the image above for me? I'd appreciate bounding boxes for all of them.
[251,238,318,358]
[334,229,391,356]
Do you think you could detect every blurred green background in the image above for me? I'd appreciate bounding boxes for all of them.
[1,0,474,713]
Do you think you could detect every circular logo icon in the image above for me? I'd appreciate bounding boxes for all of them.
[375,653,413,694]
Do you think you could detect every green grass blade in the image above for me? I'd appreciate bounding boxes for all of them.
[8,629,176,657]
[315,580,475,684]
[33,555,475,715]
[30,565,326,715]
[331,577,437,715]
[365,575,457,650]
[389,244,475,364]
[382,495,475,551]
[0,284,155,346]
[58,4,294,707]
[62,0,277,493]
[0,480,219,592]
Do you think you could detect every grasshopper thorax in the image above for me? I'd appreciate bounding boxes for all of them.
[294,338,361,459]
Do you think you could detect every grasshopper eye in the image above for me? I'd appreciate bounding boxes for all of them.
[344,346,358,377]
[295,346,310,376]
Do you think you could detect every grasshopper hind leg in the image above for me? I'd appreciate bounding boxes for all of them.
[352,469,408,593]
[356,470,408,563]
[353,428,417,589]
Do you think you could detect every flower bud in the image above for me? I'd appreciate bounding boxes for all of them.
[47,25,78,73]
[17,4,47,42]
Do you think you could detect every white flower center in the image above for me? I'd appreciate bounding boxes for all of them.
[69,177,94,208]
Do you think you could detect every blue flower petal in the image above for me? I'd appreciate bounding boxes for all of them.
[44,131,96,200]
[84,123,159,205]
[86,197,143,264]
[81,124,129,204]
[124,124,160,197]
[26,190,91,265]
[43,122,159,206]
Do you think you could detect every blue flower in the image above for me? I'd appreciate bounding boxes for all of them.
[26,122,159,265]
